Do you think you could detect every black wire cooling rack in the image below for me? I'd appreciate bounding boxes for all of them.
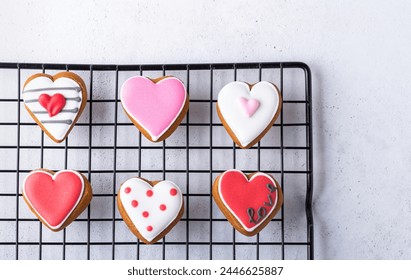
[0,62,313,260]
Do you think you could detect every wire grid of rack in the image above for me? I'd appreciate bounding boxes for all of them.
[0,62,313,260]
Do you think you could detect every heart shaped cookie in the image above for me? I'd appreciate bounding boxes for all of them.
[22,169,92,232]
[120,76,189,142]
[217,81,282,149]
[22,72,87,143]
[117,177,184,244]
[213,170,283,236]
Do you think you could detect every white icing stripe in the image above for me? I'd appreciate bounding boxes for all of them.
[23,86,81,94]
[26,99,81,109]
[218,169,278,232]
[41,120,72,124]
[24,97,81,103]
[119,178,183,242]
[22,170,85,230]
[218,81,280,147]
[31,108,79,114]
[24,91,81,100]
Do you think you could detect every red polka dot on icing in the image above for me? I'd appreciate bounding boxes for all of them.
[170,188,177,196]
[142,211,149,218]
[147,226,153,232]
[124,187,131,194]
[146,190,153,197]
[131,200,138,208]
[160,204,167,211]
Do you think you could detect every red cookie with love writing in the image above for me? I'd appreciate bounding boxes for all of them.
[212,169,283,236]
[22,169,92,232]
[117,177,184,244]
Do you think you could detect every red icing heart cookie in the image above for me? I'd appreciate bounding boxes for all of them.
[212,170,283,236]
[22,169,93,232]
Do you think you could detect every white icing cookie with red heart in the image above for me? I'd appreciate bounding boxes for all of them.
[212,169,283,236]
[217,81,282,149]
[22,72,87,143]
[22,169,93,232]
[117,177,184,244]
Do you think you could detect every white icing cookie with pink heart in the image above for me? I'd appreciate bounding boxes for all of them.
[22,72,87,143]
[120,76,189,142]
[217,81,282,149]
[117,177,184,244]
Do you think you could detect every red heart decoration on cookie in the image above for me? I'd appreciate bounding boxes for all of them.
[23,170,84,230]
[213,170,283,236]
[38,93,66,117]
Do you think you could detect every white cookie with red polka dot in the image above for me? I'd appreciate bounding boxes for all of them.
[117,177,184,244]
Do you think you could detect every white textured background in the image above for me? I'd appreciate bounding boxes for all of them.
[1,0,411,260]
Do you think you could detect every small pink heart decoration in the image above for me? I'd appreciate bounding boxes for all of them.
[238,97,260,117]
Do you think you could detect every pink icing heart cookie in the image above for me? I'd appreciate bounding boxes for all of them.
[212,170,283,236]
[120,76,189,142]
[22,169,93,232]
[217,81,282,149]
[117,177,184,244]
[22,72,87,143]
